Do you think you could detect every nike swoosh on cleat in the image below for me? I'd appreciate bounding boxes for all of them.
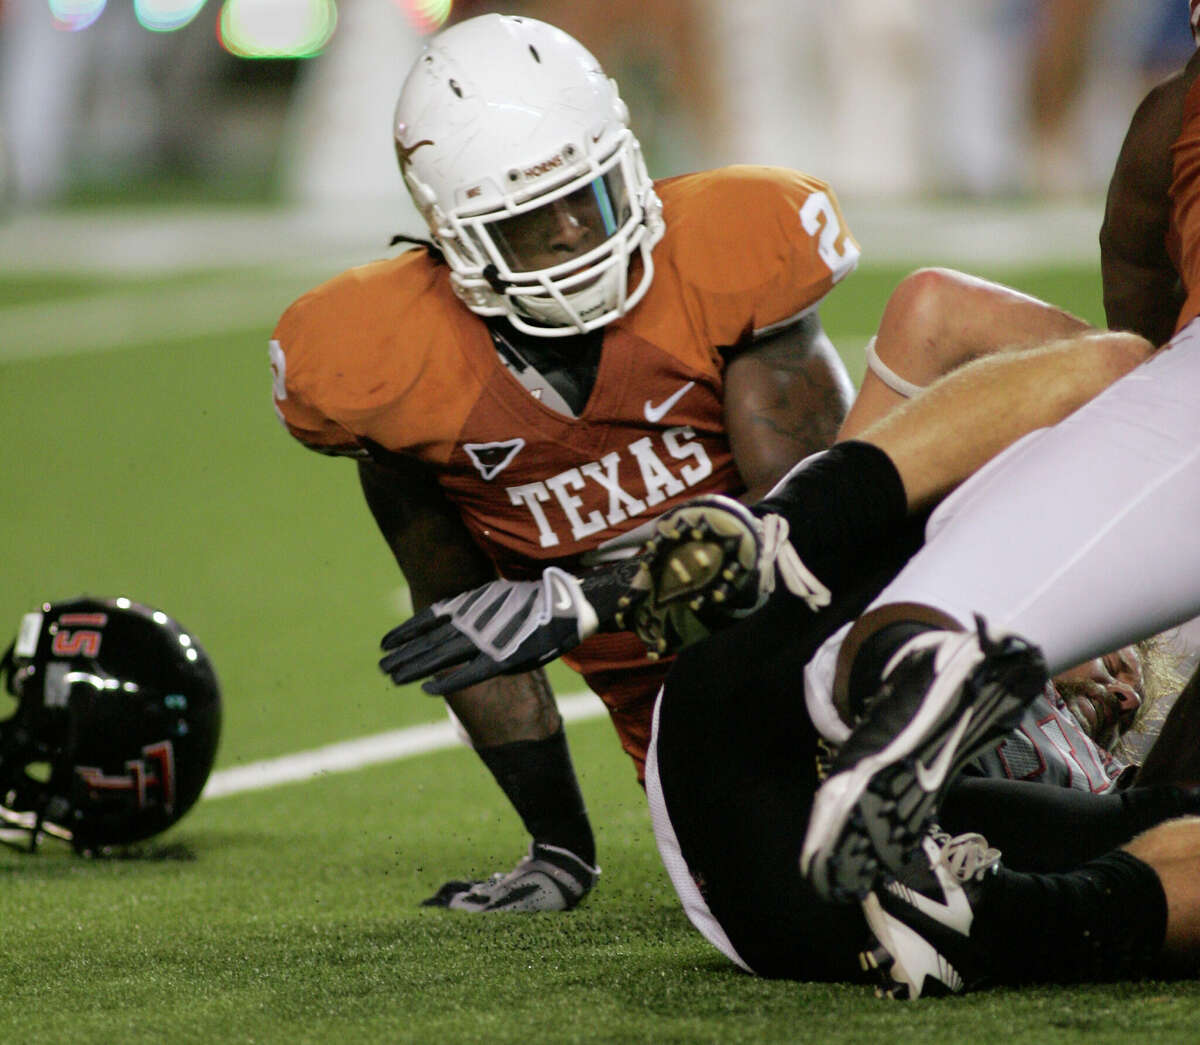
[913,708,974,791]
[644,381,695,423]
[886,844,974,936]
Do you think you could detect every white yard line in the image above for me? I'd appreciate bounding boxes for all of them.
[0,201,1102,363]
[0,272,315,362]
[0,200,1104,276]
[201,690,608,800]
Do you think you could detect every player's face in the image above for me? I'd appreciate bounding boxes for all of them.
[490,174,629,273]
[1053,645,1144,748]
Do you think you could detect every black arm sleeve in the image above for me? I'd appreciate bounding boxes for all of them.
[753,440,910,593]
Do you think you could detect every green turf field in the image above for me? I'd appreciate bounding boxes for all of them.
[4,227,1198,1043]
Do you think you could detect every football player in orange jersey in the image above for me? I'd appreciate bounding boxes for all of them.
[1090,18,1200,792]
[272,12,864,911]
[271,13,1104,914]
[271,12,859,916]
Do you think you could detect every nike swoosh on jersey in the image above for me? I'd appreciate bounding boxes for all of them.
[644,381,696,423]
[913,707,975,792]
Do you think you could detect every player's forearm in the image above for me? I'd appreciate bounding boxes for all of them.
[860,330,1153,511]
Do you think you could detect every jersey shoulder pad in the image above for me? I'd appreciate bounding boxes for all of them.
[649,166,860,342]
[271,250,474,455]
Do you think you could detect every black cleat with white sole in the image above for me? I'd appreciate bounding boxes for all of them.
[859,828,1000,999]
[615,496,769,658]
[800,618,1047,903]
[615,495,831,659]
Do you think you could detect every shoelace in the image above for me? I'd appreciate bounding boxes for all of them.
[756,513,832,613]
[933,830,1001,882]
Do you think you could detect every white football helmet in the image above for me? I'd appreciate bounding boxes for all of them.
[393,14,665,337]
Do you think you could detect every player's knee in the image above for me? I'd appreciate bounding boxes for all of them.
[883,267,956,332]
[877,268,971,378]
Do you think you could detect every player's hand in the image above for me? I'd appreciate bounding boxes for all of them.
[615,495,831,658]
[380,567,603,694]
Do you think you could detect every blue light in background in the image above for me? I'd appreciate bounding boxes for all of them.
[49,0,107,31]
[134,0,209,32]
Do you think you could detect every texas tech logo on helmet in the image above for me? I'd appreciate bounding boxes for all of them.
[76,740,178,815]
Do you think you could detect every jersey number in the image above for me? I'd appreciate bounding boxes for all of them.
[799,192,858,282]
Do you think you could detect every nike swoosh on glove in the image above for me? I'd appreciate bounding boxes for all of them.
[380,566,602,694]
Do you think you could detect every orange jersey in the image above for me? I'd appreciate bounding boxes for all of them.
[271,165,858,775]
[1170,76,1200,331]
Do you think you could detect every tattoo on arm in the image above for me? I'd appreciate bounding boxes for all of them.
[742,340,850,447]
[724,313,855,498]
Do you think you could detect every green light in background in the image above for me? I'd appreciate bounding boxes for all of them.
[135,0,209,32]
[49,0,107,31]
[218,0,337,59]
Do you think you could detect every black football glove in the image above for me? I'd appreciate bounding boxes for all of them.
[381,565,636,694]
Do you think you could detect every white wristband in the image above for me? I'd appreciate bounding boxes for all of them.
[865,335,924,399]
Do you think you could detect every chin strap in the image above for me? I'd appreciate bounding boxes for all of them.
[482,263,506,294]
[388,233,446,266]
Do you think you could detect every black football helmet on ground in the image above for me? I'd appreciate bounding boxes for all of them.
[0,596,222,853]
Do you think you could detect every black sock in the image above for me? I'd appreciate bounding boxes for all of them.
[941,779,1200,873]
[477,727,595,866]
[753,440,908,593]
[972,850,1168,984]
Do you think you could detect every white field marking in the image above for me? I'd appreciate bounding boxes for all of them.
[1,201,1101,364]
[0,200,1101,277]
[201,690,607,800]
[0,205,406,276]
[0,271,319,363]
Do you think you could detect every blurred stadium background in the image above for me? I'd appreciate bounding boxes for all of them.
[2,0,1196,210]
[3,2,1200,1041]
